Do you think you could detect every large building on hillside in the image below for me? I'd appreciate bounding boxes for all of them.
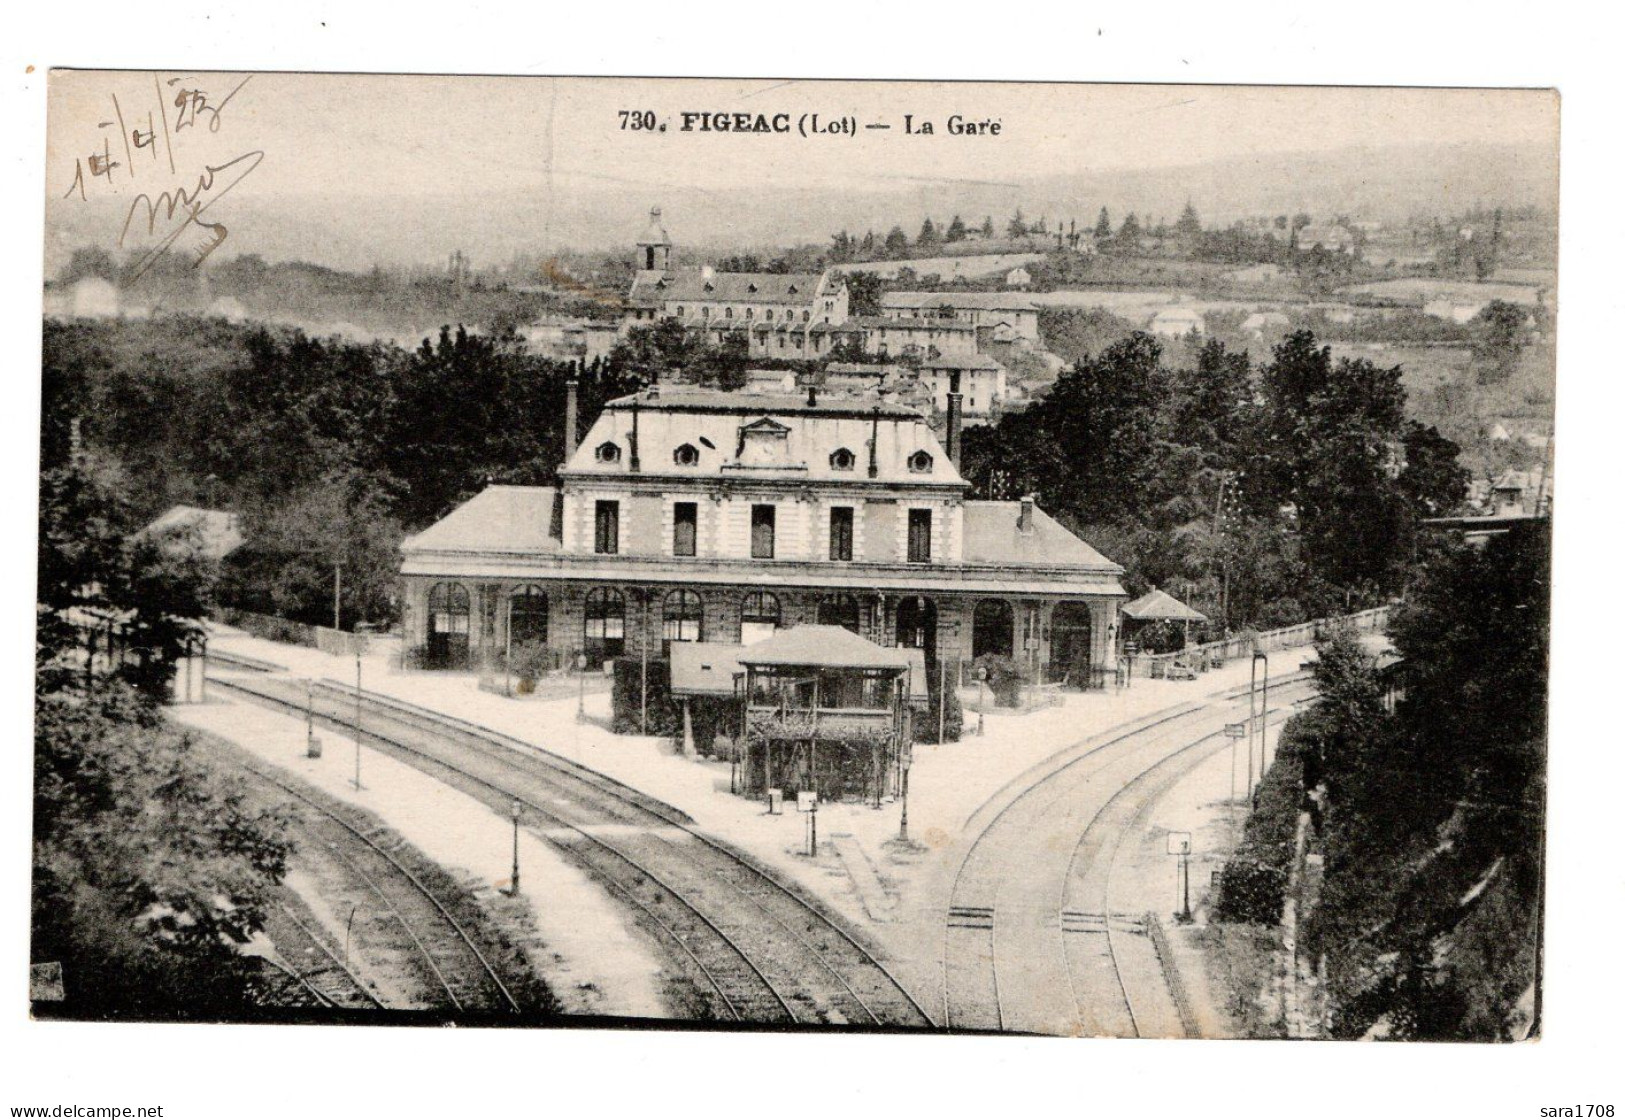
[623,208,851,341]
[879,291,1042,342]
[398,383,1125,686]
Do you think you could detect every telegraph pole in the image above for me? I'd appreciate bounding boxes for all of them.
[509,799,522,896]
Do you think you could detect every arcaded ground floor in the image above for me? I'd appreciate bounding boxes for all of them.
[398,575,1121,687]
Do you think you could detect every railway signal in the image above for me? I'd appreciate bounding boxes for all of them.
[1167,831,1193,923]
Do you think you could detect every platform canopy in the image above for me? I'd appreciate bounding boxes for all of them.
[1121,587,1208,623]
[737,624,913,671]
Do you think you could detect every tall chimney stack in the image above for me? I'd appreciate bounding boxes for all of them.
[946,371,963,471]
[563,377,580,465]
[1018,494,1036,533]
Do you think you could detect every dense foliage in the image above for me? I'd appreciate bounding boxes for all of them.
[34,444,294,1015]
[961,330,1469,633]
[42,316,642,629]
[1250,523,1548,1040]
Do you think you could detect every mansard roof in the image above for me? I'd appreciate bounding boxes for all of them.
[564,388,961,486]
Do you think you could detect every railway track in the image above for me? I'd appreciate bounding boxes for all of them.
[942,678,1316,1035]
[207,670,934,1029]
[237,761,527,1014]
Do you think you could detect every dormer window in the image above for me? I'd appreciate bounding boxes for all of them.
[674,443,700,467]
[830,448,856,471]
[747,282,759,293]
[787,284,798,294]
[908,450,934,473]
[595,441,622,464]
[704,281,715,292]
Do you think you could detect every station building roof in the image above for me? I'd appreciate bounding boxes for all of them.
[401,486,561,555]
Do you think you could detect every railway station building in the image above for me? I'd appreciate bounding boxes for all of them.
[398,381,1126,685]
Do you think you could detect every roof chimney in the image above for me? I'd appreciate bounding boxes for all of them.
[629,398,642,473]
[946,371,963,471]
[807,383,818,407]
[563,377,580,465]
[1018,494,1036,533]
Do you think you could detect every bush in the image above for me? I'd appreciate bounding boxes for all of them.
[508,641,551,686]
[611,657,679,736]
[1211,717,1310,924]
[974,653,1027,707]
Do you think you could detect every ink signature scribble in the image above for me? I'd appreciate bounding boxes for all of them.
[61,73,262,279]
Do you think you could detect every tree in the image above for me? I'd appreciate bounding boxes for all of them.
[1470,300,1528,385]
[843,269,885,318]
[1094,207,1112,240]
[1006,209,1028,239]
[33,681,294,1014]
[917,217,939,248]
[1175,200,1203,239]
[1117,212,1142,245]
[980,216,995,239]
[883,226,911,259]
[945,215,967,242]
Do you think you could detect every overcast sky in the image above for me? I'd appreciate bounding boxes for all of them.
[47,72,1558,201]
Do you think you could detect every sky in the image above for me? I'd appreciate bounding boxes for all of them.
[47,71,1558,200]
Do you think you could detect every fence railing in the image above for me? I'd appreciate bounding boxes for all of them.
[1137,605,1392,676]
[213,607,319,648]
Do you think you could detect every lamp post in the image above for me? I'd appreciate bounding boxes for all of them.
[975,665,987,737]
[576,652,588,721]
[352,647,364,791]
[508,799,522,896]
[1249,649,1268,803]
[1256,650,1270,783]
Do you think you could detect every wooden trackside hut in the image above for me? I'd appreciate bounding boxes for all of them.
[735,625,925,805]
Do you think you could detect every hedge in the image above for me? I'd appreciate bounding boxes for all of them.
[1211,716,1311,925]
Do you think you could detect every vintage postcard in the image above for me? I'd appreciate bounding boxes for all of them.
[34,73,1555,1043]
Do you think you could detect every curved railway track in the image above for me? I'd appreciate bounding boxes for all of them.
[943,677,1315,1035]
[239,761,526,1014]
[208,671,934,1029]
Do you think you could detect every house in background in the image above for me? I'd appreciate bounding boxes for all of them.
[1148,307,1206,338]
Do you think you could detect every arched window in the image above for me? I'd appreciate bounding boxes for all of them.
[817,593,862,634]
[426,582,471,668]
[740,591,781,645]
[673,443,700,467]
[509,585,549,647]
[583,587,625,664]
[829,447,855,471]
[802,310,810,322]
[663,589,704,647]
[725,307,734,319]
[595,441,621,464]
[745,307,754,320]
[908,450,934,473]
[765,309,774,322]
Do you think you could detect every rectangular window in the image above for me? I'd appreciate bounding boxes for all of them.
[907,508,932,563]
[594,500,619,555]
[829,507,854,561]
[751,504,776,559]
[673,502,697,557]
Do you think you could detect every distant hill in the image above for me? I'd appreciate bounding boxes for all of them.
[43,140,1556,275]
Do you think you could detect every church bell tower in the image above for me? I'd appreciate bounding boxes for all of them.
[637,206,672,272]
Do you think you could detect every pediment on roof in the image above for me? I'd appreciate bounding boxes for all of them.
[740,416,791,434]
